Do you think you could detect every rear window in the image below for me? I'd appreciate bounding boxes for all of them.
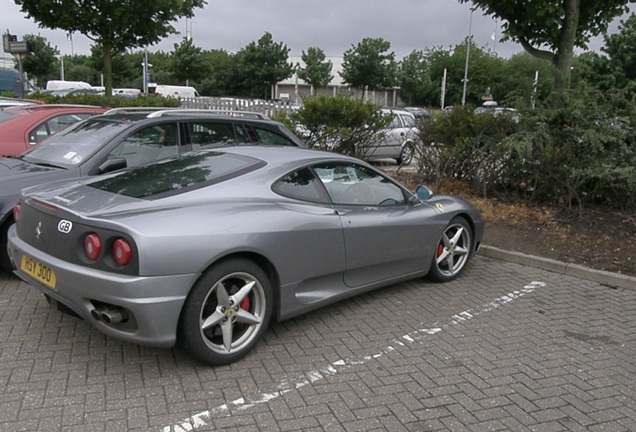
[21,118,130,166]
[0,111,19,124]
[87,150,264,198]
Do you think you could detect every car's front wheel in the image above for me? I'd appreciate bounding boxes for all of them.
[178,258,272,365]
[428,216,473,282]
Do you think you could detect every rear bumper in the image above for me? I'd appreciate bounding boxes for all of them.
[8,226,199,348]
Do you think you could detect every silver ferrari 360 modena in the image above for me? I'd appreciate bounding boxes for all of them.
[8,146,484,365]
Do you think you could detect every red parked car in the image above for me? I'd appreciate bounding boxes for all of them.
[0,104,107,156]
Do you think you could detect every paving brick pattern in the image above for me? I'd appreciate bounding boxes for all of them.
[1,256,634,431]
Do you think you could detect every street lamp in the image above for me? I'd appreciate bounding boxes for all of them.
[142,50,152,94]
[461,9,474,106]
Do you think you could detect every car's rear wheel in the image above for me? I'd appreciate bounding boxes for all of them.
[178,258,272,365]
[428,216,472,282]
[396,142,415,166]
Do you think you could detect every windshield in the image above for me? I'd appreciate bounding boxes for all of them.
[87,150,265,198]
[20,118,130,166]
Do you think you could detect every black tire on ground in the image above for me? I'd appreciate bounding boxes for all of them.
[177,258,272,365]
[0,220,14,274]
[396,142,415,166]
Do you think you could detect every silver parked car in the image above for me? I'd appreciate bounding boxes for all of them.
[8,146,484,365]
[366,108,422,166]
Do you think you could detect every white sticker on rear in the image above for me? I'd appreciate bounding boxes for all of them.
[58,220,73,233]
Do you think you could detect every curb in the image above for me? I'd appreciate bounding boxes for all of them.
[479,245,636,291]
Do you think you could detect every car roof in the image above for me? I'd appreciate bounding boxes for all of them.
[0,104,105,115]
[214,145,356,166]
[89,108,300,133]
[380,108,415,116]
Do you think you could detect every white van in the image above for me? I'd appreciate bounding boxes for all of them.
[45,80,92,91]
[113,88,141,98]
[154,85,199,99]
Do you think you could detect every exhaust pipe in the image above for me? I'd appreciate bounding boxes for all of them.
[91,305,128,324]
[100,308,127,324]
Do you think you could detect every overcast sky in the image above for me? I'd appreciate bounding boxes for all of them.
[2,0,634,61]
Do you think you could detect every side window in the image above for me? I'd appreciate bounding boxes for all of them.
[313,162,406,206]
[272,168,328,203]
[187,121,236,150]
[251,126,297,146]
[387,114,400,129]
[401,114,416,128]
[234,124,254,144]
[109,123,179,168]
[29,123,51,144]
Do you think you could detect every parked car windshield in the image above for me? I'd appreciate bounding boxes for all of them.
[86,150,265,199]
[20,118,130,166]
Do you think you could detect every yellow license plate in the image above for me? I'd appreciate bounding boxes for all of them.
[21,254,57,289]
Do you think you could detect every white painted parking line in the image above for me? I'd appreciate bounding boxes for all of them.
[161,281,546,432]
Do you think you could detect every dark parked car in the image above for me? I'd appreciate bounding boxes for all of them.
[0,108,305,273]
[0,104,108,156]
[8,146,484,365]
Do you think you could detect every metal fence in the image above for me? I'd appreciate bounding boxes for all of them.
[179,97,300,118]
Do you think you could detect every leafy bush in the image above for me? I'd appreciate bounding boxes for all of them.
[291,95,389,159]
[417,105,523,195]
[420,87,636,212]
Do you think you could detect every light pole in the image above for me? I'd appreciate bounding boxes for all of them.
[142,50,152,94]
[294,62,300,104]
[461,9,474,106]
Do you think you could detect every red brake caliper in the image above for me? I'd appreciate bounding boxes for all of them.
[437,243,444,257]
[240,297,250,311]
[236,297,251,329]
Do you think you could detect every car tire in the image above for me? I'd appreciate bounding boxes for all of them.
[0,220,14,274]
[428,216,473,282]
[178,258,272,365]
[396,142,415,166]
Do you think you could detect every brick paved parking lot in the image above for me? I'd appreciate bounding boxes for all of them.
[1,255,635,431]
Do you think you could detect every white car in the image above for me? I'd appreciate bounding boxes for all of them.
[366,108,422,165]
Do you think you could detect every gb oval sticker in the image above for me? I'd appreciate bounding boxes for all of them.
[57,220,73,234]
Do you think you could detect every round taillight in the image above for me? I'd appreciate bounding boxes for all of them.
[13,204,21,223]
[84,233,102,261]
[112,238,132,266]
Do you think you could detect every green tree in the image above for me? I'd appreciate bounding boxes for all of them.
[425,40,503,108]
[22,34,59,88]
[499,53,556,108]
[61,54,99,84]
[171,38,211,85]
[88,45,138,88]
[593,13,636,89]
[231,32,293,98]
[340,37,398,91]
[399,50,434,106]
[298,47,333,94]
[197,49,233,96]
[13,0,206,96]
[459,0,631,105]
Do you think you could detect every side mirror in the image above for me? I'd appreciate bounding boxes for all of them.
[98,157,127,174]
[415,185,433,200]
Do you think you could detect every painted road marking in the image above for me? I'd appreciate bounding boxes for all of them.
[162,281,546,431]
